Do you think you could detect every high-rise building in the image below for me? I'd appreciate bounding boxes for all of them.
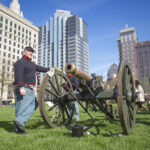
[136,41,150,80]
[0,0,39,99]
[38,10,72,81]
[117,24,138,76]
[107,63,118,80]
[38,10,89,82]
[67,15,89,74]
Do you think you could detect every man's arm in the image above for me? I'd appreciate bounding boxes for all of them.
[14,62,26,96]
[35,64,49,73]
[14,61,25,88]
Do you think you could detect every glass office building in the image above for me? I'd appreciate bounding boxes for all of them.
[38,10,90,82]
[67,15,89,74]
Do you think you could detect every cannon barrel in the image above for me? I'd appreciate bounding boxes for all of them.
[65,63,92,82]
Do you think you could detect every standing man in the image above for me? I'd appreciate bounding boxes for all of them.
[68,74,80,121]
[13,47,49,134]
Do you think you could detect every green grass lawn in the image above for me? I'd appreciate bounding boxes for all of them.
[0,106,150,150]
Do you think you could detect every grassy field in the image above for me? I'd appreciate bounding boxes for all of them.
[0,106,150,150]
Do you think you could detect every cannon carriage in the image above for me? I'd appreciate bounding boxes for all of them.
[38,62,136,135]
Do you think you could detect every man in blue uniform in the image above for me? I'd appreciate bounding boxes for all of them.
[13,47,49,134]
[68,74,80,121]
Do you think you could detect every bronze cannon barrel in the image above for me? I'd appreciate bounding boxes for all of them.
[65,63,92,82]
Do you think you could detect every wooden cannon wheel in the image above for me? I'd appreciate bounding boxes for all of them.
[117,62,136,135]
[38,69,75,128]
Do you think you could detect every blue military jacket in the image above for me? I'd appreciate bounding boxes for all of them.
[13,56,49,88]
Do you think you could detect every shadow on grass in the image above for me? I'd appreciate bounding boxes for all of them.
[65,118,107,136]
[136,118,150,126]
[26,120,51,129]
[0,121,15,133]
[136,111,150,115]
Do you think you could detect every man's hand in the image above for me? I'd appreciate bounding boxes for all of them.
[46,68,55,77]
[20,87,26,96]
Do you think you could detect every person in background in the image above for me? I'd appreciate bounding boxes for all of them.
[135,80,148,112]
[68,74,80,121]
[11,98,15,108]
[13,47,50,134]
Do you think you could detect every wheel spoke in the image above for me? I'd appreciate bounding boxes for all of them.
[51,107,59,122]
[55,75,61,95]
[47,102,59,113]
[62,107,65,123]
[128,104,133,120]
[57,108,62,125]
[67,103,74,110]
[45,88,59,98]
[49,79,60,96]
[64,105,70,119]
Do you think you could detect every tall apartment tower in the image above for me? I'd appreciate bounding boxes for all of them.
[38,10,72,81]
[0,0,39,99]
[67,15,89,74]
[117,25,138,76]
[136,41,150,80]
[38,10,90,82]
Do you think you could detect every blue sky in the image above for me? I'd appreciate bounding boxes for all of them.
[2,0,150,79]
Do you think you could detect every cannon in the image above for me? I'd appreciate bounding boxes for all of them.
[38,62,136,135]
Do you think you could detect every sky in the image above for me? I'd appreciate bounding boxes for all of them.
[1,0,150,79]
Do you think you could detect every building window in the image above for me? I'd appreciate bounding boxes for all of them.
[9,28,12,32]
[5,26,8,30]
[0,16,3,21]
[4,45,6,49]
[10,21,12,26]
[3,66,5,70]
[5,19,8,24]
[0,23,3,28]
[18,26,21,30]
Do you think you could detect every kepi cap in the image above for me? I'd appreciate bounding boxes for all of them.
[24,47,34,53]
